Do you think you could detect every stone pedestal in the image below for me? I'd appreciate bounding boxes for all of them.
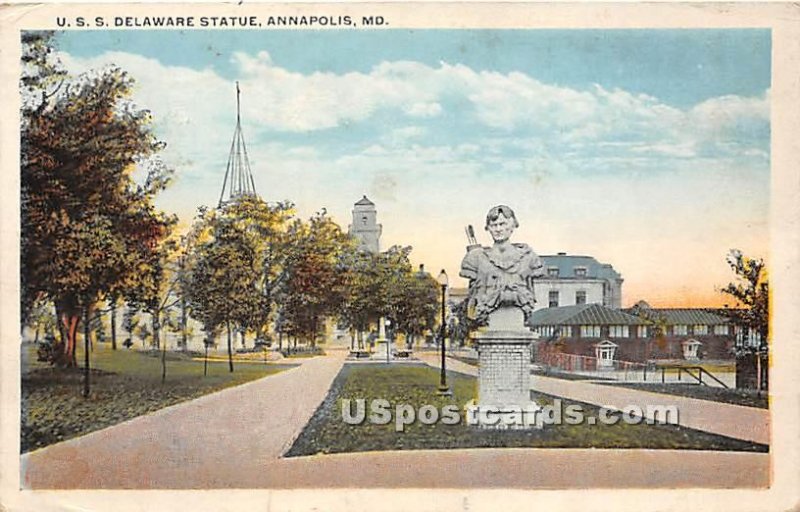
[372,317,391,361]
[467,307,541,429]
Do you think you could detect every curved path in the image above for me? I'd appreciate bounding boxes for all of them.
[21,350,347,489]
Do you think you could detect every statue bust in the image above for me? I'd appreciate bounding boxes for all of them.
[459,205,544,324]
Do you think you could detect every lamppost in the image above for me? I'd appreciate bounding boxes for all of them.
[385,319,392,364]
[437,269,452,396]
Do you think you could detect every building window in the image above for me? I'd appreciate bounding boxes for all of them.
[574,267,587,277]
[581,325,601,338]
[673,325,688,336]
[548,291,559,308]
[547,267,559,278]
[361,215,368,226]
[637,325,648,338]
[714,324,730,335]
[608,325,629,338]
[575,291,587,305]
[693,324,708,335]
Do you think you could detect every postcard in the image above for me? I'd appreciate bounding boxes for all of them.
[1,2,799,511]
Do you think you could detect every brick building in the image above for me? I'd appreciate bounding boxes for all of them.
[530,303,735,365]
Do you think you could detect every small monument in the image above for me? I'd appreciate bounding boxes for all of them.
[460,205,544,429]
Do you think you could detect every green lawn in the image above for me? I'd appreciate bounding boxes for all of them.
[286,364,767,457]
[598,382,768,409]
[21,343,295,453]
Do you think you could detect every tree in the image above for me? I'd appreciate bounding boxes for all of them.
[721,249,769,391]
[187,208,263,372]
[721,249,769,349]
[218,197,295,346]
[281,211,354,346]
[21,32,173,396]
[381,250,439,347]
[24,299,58,344]
[122,304,140,349]
[338,249,382,348]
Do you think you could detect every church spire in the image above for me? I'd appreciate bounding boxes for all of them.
[219,81,259,206]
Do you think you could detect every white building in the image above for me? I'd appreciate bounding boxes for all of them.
[348,195,382,253]
[534,253,623,310]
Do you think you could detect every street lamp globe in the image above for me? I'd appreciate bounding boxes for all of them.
[437,269,448,287]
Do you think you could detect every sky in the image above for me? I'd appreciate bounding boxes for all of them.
[53,29,771,307]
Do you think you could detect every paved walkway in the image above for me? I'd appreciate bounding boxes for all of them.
[253,448,768,489]
[21,349,347,489]
[19,350,770,489]
[420,354,770,445]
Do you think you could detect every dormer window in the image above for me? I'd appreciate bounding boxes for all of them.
[574,267,588,277]
[547,267,559,278]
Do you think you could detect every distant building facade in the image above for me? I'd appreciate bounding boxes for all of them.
[348,195,382,253]
[530,302,735,365]
[449,252,623,314]
[535,253,623,311]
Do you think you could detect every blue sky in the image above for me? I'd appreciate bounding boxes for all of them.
[54,29,771,306]
[60,29,769,107]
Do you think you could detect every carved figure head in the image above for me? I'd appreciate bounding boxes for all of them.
[485,205,518,243]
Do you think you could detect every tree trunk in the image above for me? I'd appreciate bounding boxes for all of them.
[240,329,246,349]
[56,301,80,368]
[152,310,161,350]
[82,305,91,397]
[203,340,209,377]
[226,321,234,373]
[110,298,117,350]
[161,322,167,384]
[756,354,762,393]
[180,296,188,350]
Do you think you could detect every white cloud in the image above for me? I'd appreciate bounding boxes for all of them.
[57,48,769,227]
[404,102,442,118]
[59,49,769,158]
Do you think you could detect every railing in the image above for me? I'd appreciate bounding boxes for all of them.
[539,352,731,387]
[655,364,730,388]
[538,352,648,380]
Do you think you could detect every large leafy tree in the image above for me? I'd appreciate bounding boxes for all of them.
[393,269,440,347]
[338,249,383,347]
[187,207,264,371]
[281,211,354,346]
[21,32,173,377]
[721,249,769,351]
[338,245,440,349]
[219,196,295,344]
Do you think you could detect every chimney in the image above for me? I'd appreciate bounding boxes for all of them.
[557,252,567,256]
